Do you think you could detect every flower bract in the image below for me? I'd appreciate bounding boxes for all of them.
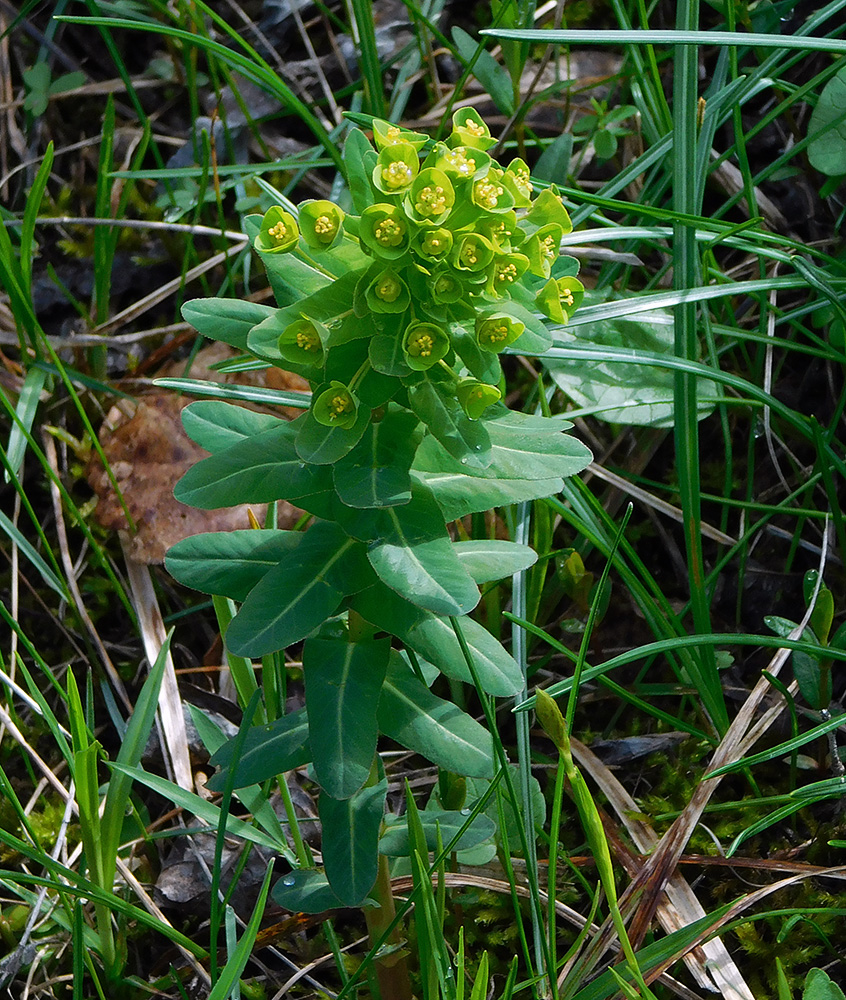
[313,381,359,428]
[256,206,300,253]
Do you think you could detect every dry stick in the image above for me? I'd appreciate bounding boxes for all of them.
[570,737,754,1000]
[41,432,133,713]
[120,538,193,793]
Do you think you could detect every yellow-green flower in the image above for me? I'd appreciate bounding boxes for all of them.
[277,316,326,366]
[535,275,585,324]
[313,381,358,429]
[365,268,410,313]
[373,143,419,195]
[453,232,494,272]
[407,168,455,223]
[256,206,299,253]
[429,270,464,304]
[402,321,450,370]
[471,169,514,214]
[476,311,525,353]
[449,107,496,150]
[359,204,411,260]
[372,119,429,152]
[525,224,563,278]
[457,378,501,418]
[412,226,453,262]
[298,200,344,249]
[486,253,529,296]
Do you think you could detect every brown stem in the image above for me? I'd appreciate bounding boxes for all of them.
[364,853,414,1000]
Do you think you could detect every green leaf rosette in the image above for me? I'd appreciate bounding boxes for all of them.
[365,269,411,314]
[256,206,300,253]
[449,107,496,150]
[299,200,345,249]
[359,204,411,260]
[457,378,501,418]
[278,316,327,366]
[402,321,450,370]
[313,381,359,429]
[476,311,525,353]
[535,275,585,324]
[406,167,455,224]
[373,143,419,196]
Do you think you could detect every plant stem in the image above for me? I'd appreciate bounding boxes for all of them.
[363,851,414,1000]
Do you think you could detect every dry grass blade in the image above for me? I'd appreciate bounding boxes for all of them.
[570,737,754,1000]
[121,539,193,792]
[617,539,829,950]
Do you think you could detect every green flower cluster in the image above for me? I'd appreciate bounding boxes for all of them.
[254,109,584,436]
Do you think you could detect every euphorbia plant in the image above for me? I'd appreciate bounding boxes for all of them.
[164,109,591,952]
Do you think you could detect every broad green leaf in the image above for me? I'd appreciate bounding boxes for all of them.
[414,407,591,481]
[166,529,303,602]
[173,418,333,507]
[225,521,368,657]
[496,296,553,354]
[366,483,480,616]
[408,380,492,470]
[805,968,846,1000]
[369,331,413,377]
[294,399,372,465]
[452,540,537,582]
[207,861,274,1000]
[378,651,495,777]
[304,636,390,799]
[180,400,282,452]
[544,293,718,426]
[449,323,501,384]
[332,406,419,508]
[319,761,387,906]
[765,615,826,709]
[188,706,290,853]
[271,868,347,914]
[246,269,365,362]
[413,469,564,521]
[807,65,846,176]
[534,132,574,184]
[181,298,276,350]
[379,809,495,856]
[451,27,514,115]
[208,707,311,790]
[351,582,522,696]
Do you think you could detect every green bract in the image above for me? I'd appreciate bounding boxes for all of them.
[372,118,429,152]
[359,204,411,259]
[299,200,345,249]
[525,185,573,234]
[536,275,585,324]
[453,232,494,272]
[373,143,419,196]
[449,107,496,150]
[407,167,455,223]
[412,226,453,262]
[457,378,501,418]
[256,206,299,253]
[526,223,564,278]
[313,381,359,428]
[403,321,450,370]
[278,316,326,365]
[365,268,410,314]
[476,311,525,353]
